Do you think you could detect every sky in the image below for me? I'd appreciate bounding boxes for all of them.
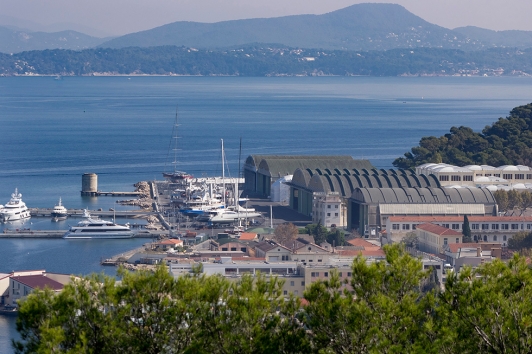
[1,0,532,37]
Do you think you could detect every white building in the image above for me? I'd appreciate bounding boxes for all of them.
[312,192,343,227]
[416,163,532,190]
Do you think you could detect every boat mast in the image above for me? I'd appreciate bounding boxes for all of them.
[172,107,180,174]
[221,139,225,207]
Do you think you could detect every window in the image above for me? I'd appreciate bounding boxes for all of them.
[335,213,338,217]
[324,272,329,277]
[493,235,497,241]
[439,175,449,181]
[463,175,473,181]
[528,224,532,230]
[472,224,479,230]
[503,174,513,179]
[327,213,331,217]
[301,281,305,286]
[492,224,499,230]
[452,224,460,230]
[347,272,352,277]
[339,272,343,277]
[483,235,488,241]
[527,174,532,179]
[327,205,331,209]
[515,174,525,179]
[283,290,288,295]
[402,224,410,230]
[290,281,294,286]
[335,205,338,209]
[511,224,519,230]
[311,272,317,277]
[451,175,461,181]
[501,224,509,230]
[392,224,400,230]
[456,238,459,243]
[443,224,450,229]
[481,224,488,230]
[318,259,322,262]
[503,235,507,241]
[443,238,448,245]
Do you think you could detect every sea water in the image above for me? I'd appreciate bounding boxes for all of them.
[0,76,532,352]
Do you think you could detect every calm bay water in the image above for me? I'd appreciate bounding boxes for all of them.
[0,76,532,351]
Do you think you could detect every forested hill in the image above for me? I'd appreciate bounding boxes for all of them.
[2,45,532,76]
[393,103,532,169]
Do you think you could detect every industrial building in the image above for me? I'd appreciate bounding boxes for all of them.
[243,155,374,198]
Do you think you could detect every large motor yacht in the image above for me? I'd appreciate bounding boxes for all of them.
[0,188,31,223]
[63,211,133,239]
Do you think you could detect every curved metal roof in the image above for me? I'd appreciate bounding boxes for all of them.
[351,187,496,204]
[248,155,374,177]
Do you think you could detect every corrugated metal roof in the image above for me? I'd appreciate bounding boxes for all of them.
[253,156,374,177]
[379,204,486,215]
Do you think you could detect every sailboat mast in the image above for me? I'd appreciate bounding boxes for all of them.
[172,108,179,173]
[221,139,225,206]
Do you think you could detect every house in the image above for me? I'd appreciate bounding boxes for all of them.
[5,270,71,307]
[415,223,463,254]
[152,238,184,252]
[254,240,292,261]
[443,242,502,270]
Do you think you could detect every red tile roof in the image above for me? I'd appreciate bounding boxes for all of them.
[347,238,376,248]
[12,275,64,291]
[238,232,257,241]
[158,239,183,245]
[416,223,462,236]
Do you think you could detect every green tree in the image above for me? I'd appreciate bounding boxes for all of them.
[493,190,509,215]
[303,244,435,353]
[304,221,328,245]
[326,228,346,247]
[462,215,472,243]
[401,231,419,249]
[507,189,522,215]
[439,256,532,353]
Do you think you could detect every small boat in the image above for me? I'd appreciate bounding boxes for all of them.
[0,305,18,316]
[0,188,31,223]
[51,197,68,219]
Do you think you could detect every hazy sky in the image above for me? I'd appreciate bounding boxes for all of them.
[2,0,532,36]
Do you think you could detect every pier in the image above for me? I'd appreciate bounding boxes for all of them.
[80,191,143,197]
[29,208,154,218]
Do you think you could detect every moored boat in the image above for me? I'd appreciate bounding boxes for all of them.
[63,211,133,239]
[51,197,68,219]
[0,188,31,223]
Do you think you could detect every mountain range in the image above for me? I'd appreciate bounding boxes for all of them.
[3,3,532,54]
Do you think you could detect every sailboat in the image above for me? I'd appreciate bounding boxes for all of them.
[162,107,193,182]
[208,139,261,225]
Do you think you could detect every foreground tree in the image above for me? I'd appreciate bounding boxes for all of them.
[14,266,308,354]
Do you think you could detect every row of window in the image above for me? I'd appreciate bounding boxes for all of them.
[393,223,532,231]
[439,175,474,181]
[439,174,532,181]
[310,271,353,278]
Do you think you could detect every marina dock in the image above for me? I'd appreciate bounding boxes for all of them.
[29,208,154,218]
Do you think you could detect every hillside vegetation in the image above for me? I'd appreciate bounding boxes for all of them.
[2,45,532,76]
[393,103,532,168]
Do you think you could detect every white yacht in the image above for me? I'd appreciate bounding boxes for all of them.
[208,209,261,224]
[51,197,68,219]
[0,188,31,223]
[63,212,133,239]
